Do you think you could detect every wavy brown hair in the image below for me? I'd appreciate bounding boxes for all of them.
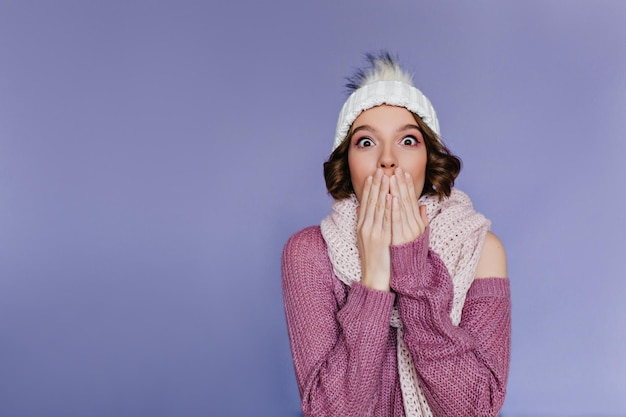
[323,112,461,201]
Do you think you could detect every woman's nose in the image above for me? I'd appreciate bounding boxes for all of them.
[378,147,397,170]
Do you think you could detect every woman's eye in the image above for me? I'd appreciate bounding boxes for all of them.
[356,138,374,147]
[401,136,419,146]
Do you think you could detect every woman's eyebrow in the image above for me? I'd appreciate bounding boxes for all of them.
[351,123,420,137]
[397,124,421,132]
[351,125,377,137]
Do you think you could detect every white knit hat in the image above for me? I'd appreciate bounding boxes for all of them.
[332,52,440,152]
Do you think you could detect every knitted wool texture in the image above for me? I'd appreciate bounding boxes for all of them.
[332,52,440,152]
[320,188,490,416]
[333,80,440,152]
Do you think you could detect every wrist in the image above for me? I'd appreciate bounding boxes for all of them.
[390,228,431,291]
[361,272,391,292]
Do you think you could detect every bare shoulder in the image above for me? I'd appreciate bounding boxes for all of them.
[475,231,508,279]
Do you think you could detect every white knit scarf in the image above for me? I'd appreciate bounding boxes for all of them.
[320,188,490,417]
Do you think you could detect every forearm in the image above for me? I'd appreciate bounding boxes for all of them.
[282,229,396,417]
[390,233,511,417]
[285,283,395,417]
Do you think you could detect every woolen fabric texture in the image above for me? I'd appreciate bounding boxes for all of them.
[282,225,511,416]
[333,80,440,152]
[320,189,491,416]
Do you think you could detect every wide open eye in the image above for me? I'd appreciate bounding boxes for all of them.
[355,137,374,147]
[401,135,419,146]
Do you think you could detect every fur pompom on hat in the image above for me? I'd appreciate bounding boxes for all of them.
[333,52,440,151]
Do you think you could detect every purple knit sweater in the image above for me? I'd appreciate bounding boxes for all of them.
[282,226,511,417]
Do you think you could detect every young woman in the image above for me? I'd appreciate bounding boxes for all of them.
[282,52,510,417]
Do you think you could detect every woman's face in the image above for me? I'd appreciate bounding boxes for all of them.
[348,105,428,202]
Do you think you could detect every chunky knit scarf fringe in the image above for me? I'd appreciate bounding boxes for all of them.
[320,188,490,417]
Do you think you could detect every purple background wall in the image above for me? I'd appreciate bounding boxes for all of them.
[1,1,625,416]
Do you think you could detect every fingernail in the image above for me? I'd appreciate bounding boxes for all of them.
[375,168,383,178]
[396,167,403,175]
[390,175,397,186]
[405,172,411,181]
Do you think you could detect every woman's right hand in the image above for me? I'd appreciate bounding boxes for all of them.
[356,168,392,292]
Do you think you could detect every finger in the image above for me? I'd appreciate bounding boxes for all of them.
[383,194,392,242]
[419,205,429,229]
[395,168,410,212]
[363,169,383,229]
[399,170,418,220]
[368,169,383,209]
[357,175,373,228]
[391,195,403,245]
[390,173,400,199]
[396,168,419,236]
[390,173,413,239]
[404,172,422,222]
[373,174,389,233]
[381,173,390,197]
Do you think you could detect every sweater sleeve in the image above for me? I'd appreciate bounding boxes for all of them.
[282,227,397,417]
[390,229,511,417]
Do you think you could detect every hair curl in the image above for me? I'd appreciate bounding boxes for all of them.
[323,112,461,201]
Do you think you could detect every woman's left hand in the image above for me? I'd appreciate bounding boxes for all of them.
[389,167,429,245]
